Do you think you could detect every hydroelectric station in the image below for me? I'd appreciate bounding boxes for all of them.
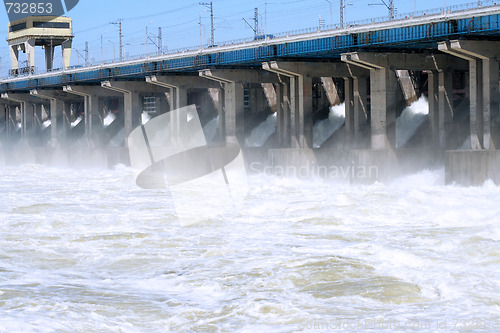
[2,2,500,185]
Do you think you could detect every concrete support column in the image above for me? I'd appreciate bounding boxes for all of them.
[274,83,286,147]
[344,77,355,145]
[124,91,142,139]
[26,39,35,69]
[23,103,35,139]
[427,71,440,147]
[428,70,454,149]
[118,98,124,118]
[342,53,402,149]
[200,70,278,146]
[298,76,313,148]
[9,45,19,70]
[261,63,315,148]
[30,90,69,147]
[209,88,224,142]
[343,74,369,148]
[262,83,278,112]
[321,77,341,107]
[8,39,36,73]
[7,105,17,135]
[63,85,120,147]
[482,57,499,148]
[439,40,500,149]
[0,104,6,135]
[223,82,244,145]
[87,96,100,139]
[289,77,298,147]
[146,75,221,145]
[438,71,454,148]
[101,81,143,142]
[50,98,65,146]
[353,76,369,145]
[176,88,188,110]
[469,58,484,149]
[396,70,418,105]
[62,39,72,69]
[370,67,399,149]
[282,82,292,147]
[1,93,40,145]
[271,81,292,147]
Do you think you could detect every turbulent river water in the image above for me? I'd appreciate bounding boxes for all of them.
[0,164,499,332]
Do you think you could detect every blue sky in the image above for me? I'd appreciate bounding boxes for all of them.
[0,0,481,75]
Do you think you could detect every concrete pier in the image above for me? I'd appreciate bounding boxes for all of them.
[63,85,118,147]
[30,89,74,148]
[446,150,500,186]
[200,69,279,145]
[439,40,500,150]
[0,93,40,146]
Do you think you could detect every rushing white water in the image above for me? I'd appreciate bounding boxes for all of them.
[313,104,345,148]
[245,113,277,147]
[103,113,117,127]
[396,97,429,148]
[71,116,83,128]
[1,164,499,332]
[141,112,151,125]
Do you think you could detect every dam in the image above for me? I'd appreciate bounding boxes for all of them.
[2,1,500,185]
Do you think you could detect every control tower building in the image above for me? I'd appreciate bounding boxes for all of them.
[7,16,73,75]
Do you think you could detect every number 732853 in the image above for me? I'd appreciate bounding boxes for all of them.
[5,2,53,14]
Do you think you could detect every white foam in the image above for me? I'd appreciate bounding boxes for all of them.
[71,116,83,128]
[0,166,498,331]
[313,103,345,148]
[141,111,151,125]
[103,112,116,127]
[396,96,429,148]
[245,113,277,147]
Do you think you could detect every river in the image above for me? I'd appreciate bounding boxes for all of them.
[0,164,499,332]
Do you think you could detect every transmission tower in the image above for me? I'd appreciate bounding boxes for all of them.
[158,27,163,53]
[110,19,123,60]
[200,2,214,46]
[254,8,259,35]
[84,41,89,66]
[340,0,344,27]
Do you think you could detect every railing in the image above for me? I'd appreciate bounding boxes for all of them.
[3,0,500,80]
